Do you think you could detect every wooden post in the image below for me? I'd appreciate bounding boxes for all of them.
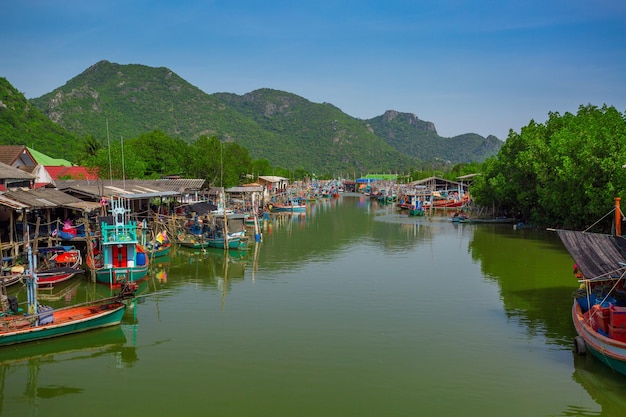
[33,217,41,254]
[616,197,622,237]
[84,210,96,283]
[46,209,52,246]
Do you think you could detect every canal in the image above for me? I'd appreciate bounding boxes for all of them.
[2,194,626,416]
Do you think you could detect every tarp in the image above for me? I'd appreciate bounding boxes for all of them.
[556,230,626,279]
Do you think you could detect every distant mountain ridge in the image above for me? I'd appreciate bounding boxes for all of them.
[24,60,502,173]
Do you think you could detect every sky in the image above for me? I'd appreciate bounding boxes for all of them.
[1,0,625,141]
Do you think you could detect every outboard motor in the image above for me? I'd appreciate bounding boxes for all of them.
[8,296,18,314]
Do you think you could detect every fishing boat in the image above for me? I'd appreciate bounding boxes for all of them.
[556,198,626,376]
[424,191,471,209]
[35,246,83,288]
[89,197,150,286]
[456,217,519,224]
[177,231,244,250]
[268,198,306,213]
[0,244,137,347]
[406,196,426,216]
[145,230,171,259]
[205,235,245,249]
[176,232,210,249]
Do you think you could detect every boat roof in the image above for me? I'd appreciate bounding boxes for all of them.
[556,230,626,279]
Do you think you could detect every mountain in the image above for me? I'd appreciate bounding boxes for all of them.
[365,110,502,163]
[28,60,501,173]
[0,77,79,161]
[212,89,415,173]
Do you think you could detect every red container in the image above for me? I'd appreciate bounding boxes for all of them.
[597,307,611,334]
[609,325,626,343]
[609,304,626,328]
[590,305,610,333]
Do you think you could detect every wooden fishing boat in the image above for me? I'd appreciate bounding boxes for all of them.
[424,192,471,209]
[456,217,518,224]
[147,242,171,258]
[406,196,426,216]
[205,235,245,249]
[0,273,23,289]
[177,231,244,250]
[176,234,210,249]
[89,197,149,286]
[0,245,137,347]
[556,198,626,376]
[35,246,83,288]
[145,231,171,258]
[268,198,306,213]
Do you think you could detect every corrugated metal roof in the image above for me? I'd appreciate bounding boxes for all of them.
[226,186,264,193]
[0,193,29,209]
[0,161,37,180]
[258,176,289,183]
[55,179,207,200]
[0,188,101,211]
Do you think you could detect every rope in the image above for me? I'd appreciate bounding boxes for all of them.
[582,208,615,233]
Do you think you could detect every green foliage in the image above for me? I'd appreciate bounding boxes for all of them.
[88,139,146,180]
[471,104,626,230]
[125,131,190,178]
[250,159,273,178]
[366,111,502,163]
[28,62,499,175]
[0,77,80,160]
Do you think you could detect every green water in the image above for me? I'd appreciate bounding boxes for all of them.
[3,194,626,416]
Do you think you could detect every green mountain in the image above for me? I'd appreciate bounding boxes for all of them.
[212,89,415,173]
[365,110,502,163]
[0,77,79,161]
[27,60,501,173]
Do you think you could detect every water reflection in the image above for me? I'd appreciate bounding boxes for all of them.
[0,323,133,414]
[466,225,577,349]
[169,245,248,288]
[570,353,626,416]
[4,194,626,416]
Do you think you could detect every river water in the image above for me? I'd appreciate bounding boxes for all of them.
[2,194,626,416]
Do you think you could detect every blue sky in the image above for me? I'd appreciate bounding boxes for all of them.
[2,0,625,141]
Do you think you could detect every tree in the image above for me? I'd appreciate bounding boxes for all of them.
[89,139,146,179]
[471,104,626,230]
[126,130,190,178]
[186,136,223,185]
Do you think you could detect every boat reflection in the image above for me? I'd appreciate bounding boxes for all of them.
[36,275,82,302]
[569,352,626,415]
[0,323,136,413]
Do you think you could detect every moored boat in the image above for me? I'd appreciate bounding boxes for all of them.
[146,230,171,258]
[35,246,83,288]
[556,198,626,376]
[89,197,150,286]
[0,245,137,347]
[269,198,306,213]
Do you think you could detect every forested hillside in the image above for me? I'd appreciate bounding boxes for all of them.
[212,89,415,173]
[25,60,501,174]
[366,110,502,163]
[0,77,80,161]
